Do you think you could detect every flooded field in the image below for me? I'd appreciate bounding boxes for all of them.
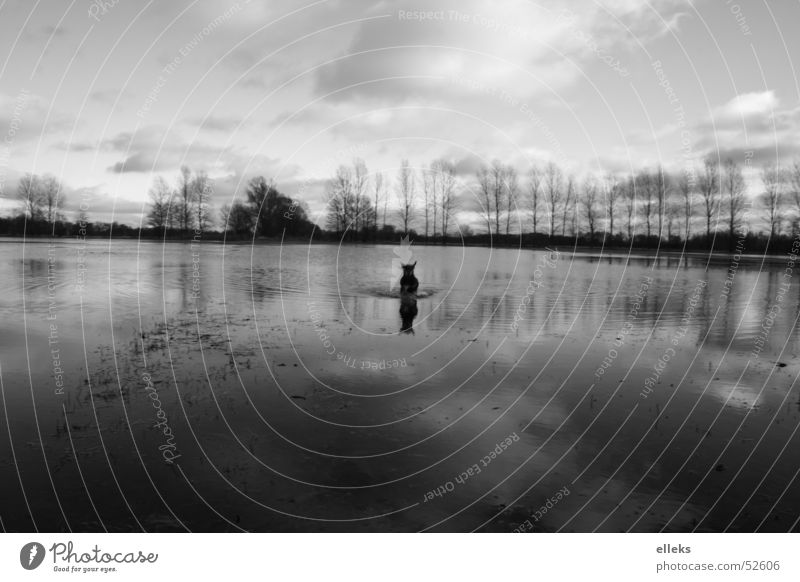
[1,238,799,532]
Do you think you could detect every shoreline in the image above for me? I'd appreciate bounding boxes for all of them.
[3,236,795,263]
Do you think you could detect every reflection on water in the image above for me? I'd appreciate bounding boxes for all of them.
[399,293,418,334]
[0,238,799,532]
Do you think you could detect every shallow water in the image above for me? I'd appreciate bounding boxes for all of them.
[0,237,799,532]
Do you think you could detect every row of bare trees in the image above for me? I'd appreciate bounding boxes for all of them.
[523,157,800,242]
[147,168,315,238]
[476,160,520,237]
[16,173,65,224]
[325,158,458,239]
[322,155,800,244]
[147,166,213,234]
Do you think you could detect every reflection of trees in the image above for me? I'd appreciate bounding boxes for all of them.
[692,277,711,346]
[399,295,417,334]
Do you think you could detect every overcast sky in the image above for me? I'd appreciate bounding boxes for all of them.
[1,0,799,226]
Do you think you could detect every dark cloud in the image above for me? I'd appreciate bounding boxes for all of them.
[107,152,171,174]
[692,94,800,165]
[452,153,485,176]
[89,88,122,103]
[42,25,66,36]
[53,140,101,153]
[100,126,269,175]
[714,146,799,168]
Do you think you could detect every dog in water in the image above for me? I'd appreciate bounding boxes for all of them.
[399,261,418,295]
[399,262,418,333]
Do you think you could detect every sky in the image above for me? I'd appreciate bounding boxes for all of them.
[1,0,799,228]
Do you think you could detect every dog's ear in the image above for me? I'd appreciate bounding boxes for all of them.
[412,261,417,267]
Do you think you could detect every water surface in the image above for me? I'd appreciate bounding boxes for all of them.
[1,238,798,532]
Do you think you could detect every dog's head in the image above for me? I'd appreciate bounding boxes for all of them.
[401,261,417,276]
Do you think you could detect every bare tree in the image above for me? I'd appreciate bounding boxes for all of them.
[166,188,179,231]
[325,192,345,235]
[697,157,719,240]
[603,173,620,239]
[372,171,386,233]
[439,161,457,240]
[665,190,679,241]
[381,174,390,229]
[722,157,746,240]
[428,161,441,239]
[504,166,519,236]
[528,164,542,235]
[176,165,194,233]
[477,165,493,235]
[40,174,64,224]
[491,160,506,237]
[654,166,670,240]
[352,158,369,236]
[637,170,655,238]
[581,175,599,243]
[562,174,575,236]
[676,169,694,241]
[760,161,785,239]
[325,165,354,235]
[543,162,562,237]
[396,159,416,235]
[147,176,173,229]
[788,159,800,233]
[422,164,436,238]
[192,170,213,234]
[623,174,636,240]
[17,173,43,221]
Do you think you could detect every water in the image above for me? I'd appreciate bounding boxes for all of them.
[0,237,798,531]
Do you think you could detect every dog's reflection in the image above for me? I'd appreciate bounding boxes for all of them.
[399,292,418,334]
[399,262,419,334]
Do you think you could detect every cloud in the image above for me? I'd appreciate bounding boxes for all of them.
[42,25,66,37]
[616,90,800,176]
[313,0,580,106]
[711,91,779,124]
[107,152,171,174]
[3,0,784,228]
[89,88,122,104]
[694,92,800,163]
[451,153,486,177]
[592,0,695,44]
[100,126,251,175]
[0,91,74,145]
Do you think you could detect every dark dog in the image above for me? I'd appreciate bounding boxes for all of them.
[399,262,418,295]
[399,262,419,334]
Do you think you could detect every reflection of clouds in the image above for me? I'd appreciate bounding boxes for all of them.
[7,235,800,530]
[706,380,763,410]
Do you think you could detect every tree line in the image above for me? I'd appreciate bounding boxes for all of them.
[321,154,800,252]
[146,166,314,239]
[324,158,459,242]
[6,154,800,253]
[521,156,800,251]
[0,166,317,240]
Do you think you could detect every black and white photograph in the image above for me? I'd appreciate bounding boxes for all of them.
[1,0,800,577]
